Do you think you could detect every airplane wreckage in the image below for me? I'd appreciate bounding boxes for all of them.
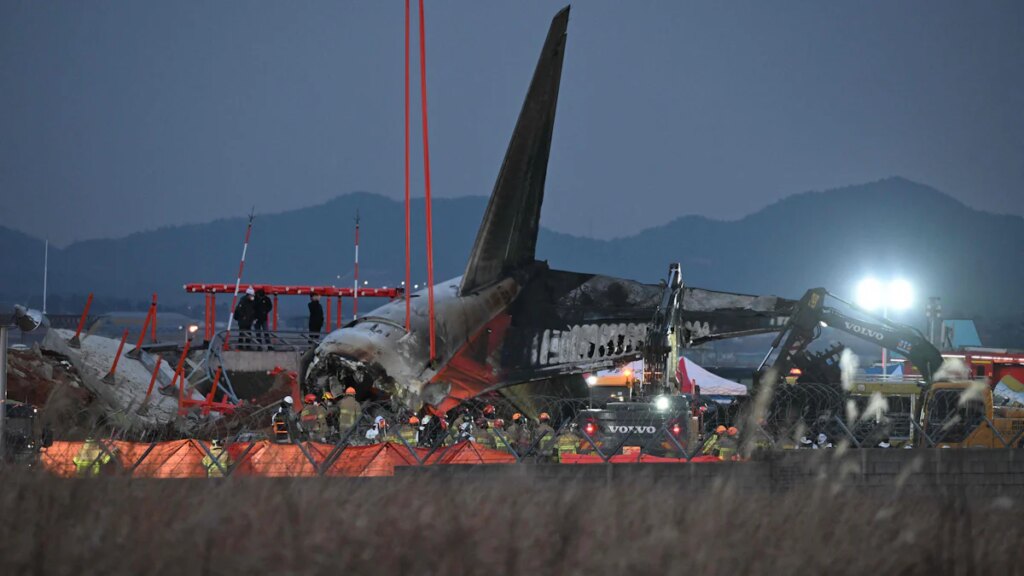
[302,7,798,415]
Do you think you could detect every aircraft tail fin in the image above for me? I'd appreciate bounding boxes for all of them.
[459,7,569,295]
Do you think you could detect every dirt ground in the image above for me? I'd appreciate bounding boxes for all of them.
[0,470,1019,576]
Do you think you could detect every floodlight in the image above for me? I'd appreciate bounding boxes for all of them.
[586,375,598,386]
[855,278,883,311]
[655,396,670,411]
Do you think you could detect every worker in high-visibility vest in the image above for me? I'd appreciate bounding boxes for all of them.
[717,426,739,461]
[491,419,511,453]
[271,396,294,443]
[73,438,113,477]
[534,413,556,461]
[473,418,497,450]
[202,440,231,477]
[555,424,580,463]
[336,387,361,438]
[701,425,727,456]
[390,415,420,449]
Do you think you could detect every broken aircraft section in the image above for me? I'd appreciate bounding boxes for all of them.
[303,7,799,414]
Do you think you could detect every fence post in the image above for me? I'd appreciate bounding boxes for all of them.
[101,329,130,385]
[68,293,94,349]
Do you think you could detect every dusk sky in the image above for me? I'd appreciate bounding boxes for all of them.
[2,1,1022,245]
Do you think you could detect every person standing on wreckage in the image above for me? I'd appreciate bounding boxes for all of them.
[234,287,257,350]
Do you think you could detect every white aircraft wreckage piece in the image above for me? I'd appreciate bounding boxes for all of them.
[43,329,205,431]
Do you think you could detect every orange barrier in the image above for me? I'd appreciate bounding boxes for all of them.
[426,441,516,465]
[39,440,716,478]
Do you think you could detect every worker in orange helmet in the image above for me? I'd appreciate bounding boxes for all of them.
[336,386,361,438]
[702,425,727,456]
[718,426,740,460]
[509,412,532,456]
[535,412,556,461]
[299,394,321,441]
[492,418,511,452]
[482,404,496,419]
[390,415,419,448]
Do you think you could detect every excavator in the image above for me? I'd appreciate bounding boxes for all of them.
[755,288,1024,448]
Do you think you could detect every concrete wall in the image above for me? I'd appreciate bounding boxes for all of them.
[397,449,1024,496]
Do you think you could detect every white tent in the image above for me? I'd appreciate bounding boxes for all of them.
[675,356,748,396]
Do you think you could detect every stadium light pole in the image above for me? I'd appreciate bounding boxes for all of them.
[855,278,914,380]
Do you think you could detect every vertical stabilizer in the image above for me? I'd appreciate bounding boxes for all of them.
[459,7,569,295]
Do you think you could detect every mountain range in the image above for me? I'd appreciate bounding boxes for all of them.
[2,178,1022,343]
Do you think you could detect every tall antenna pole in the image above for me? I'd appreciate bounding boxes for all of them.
[418,0,437,361]
[42,239,48,314]
[404,0,412,332]
[353,210,360,320]
[224,207,255,348]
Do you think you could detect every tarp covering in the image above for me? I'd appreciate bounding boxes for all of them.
[676,356,748,396]
[425,441,516,465]
[39,439,716,477]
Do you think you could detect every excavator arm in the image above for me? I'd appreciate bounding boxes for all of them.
[758,288,943,384]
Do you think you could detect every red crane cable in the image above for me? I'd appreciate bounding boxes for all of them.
[404,0,412,332]
[418,0,437,361]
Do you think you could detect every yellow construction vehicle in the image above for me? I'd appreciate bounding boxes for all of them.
[921,381,1024,448]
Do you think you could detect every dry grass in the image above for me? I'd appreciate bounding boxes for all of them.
[0,468,1020,576]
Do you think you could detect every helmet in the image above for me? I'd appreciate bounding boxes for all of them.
[322,391,334,401]
[482,404,496,416]
[408,416,420,426]
[245,286,255,295]
[375,416,387,428]
[727,426,738,437]
[304,394,316,404]
[539,412,550,422]
[345,387,356,395]
[512,413,522,422]
[494,419,505,428]
[715,425,726,435]
[283,396,294,405]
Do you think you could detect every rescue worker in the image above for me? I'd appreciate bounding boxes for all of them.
[322,390,339,437]
[555,423,580,463]
[299,394,329,442]
[365,415,388,443]
[391,415,420,449]
[234,287,257,349]
[491,419,511,452]
[308,293,325,336]
[701,425,727,456]
[534,412,556,461]
[481,404,496,421]
[473,418,497,450]
[73,438,113,477]
[336,387,361,439]
[271,396,295,443]
[717,426,739,461]
[202,439,231,478]
[254,288,273,348]
[510,413,532,456]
